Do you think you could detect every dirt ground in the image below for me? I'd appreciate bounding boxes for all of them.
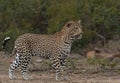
[0,51,120,83]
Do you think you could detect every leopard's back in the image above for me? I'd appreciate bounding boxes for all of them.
[14,33,63,58]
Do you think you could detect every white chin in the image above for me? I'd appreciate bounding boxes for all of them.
[77,35,82,39]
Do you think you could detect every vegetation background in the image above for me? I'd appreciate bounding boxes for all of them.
[0,0,120,52]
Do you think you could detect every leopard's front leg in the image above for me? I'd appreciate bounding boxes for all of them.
[51,57,67,81]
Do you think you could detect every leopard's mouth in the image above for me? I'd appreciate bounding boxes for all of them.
[71,33,83,40]
[75,34,82,39]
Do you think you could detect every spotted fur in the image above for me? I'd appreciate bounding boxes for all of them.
[8,20,83,81]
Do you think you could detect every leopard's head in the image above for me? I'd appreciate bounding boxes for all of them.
[62,20,83,40]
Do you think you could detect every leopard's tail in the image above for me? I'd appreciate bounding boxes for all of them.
[2,37,17,57]
[2,37,10,50]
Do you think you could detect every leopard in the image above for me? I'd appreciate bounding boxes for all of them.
[3,20,83,81]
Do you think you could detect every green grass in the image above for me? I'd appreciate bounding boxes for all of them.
[87,58,118,69]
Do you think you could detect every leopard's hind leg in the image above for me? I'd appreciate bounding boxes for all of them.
[19,55,33,80]
[9,53,21,79]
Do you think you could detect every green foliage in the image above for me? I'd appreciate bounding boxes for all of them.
[0,0,120,52]
[47,0,80,34]
[46,0,120,51]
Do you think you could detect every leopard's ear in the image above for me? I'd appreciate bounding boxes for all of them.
[78,20,81,24]
[66,21,73,28]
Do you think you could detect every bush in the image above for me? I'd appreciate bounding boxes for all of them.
[0,0,120,52]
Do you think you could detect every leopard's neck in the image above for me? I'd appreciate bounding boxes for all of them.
[54,29,73,46]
